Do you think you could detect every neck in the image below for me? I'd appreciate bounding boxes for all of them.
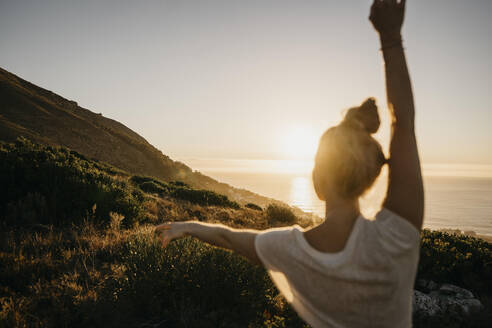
[302,197,361,253]
[324,197,360,224]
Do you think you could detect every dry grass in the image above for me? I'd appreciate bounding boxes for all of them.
[0,201,310,327]
[0,221,139,327]
[2,208,491,327]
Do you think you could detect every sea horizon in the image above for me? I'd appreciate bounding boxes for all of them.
[180,158,492,237]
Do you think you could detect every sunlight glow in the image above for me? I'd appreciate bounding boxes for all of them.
[280,126,319,160]
[290,176,316,213]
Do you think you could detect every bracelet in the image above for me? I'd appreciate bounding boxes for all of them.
[380,39,404,51]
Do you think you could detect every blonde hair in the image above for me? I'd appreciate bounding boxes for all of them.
[313,98,387,200]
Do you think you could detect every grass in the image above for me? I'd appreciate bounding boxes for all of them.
[2,220,491,327]
[0,222,308,327]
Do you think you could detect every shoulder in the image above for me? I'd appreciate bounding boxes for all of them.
[255,225,303,270]
[255,225,301,249]
[370,207,421,253]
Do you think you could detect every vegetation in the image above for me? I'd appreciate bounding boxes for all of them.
[171,187,240,209]
[0,139,242,229]
[0,138,145,227]
[0,139,491,327]
[246,203,263,211]
[414,230,492,327]
[0,224,308,327]
[418,229,492,295]
[265,204,297,225]
[2,222,491,327]
[131,175,240,209]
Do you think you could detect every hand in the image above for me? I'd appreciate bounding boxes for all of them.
[369,0,406,39]
[154,221,190,248]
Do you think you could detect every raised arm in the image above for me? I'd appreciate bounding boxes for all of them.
[154,221,261,264]
[370,0,424,230]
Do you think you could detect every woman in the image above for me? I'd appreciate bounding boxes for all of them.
[155,0,424,326]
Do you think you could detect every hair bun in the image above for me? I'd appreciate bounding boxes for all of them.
[341,98,381,134]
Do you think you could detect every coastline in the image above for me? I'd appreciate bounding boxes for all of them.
[479,235,492,243]
[437,228,492,243]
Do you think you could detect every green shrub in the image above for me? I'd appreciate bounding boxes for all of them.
[130,175,239,209]
[265,204,297,225]
[170,180,189,188]
[246,203,263,211]
[0,139,240,228]
[130,175,168,189]
[139,181,168,195]
[0,138,145,227]
[418,229,492,296]
[170,187,240,209]
[100,234,305,327]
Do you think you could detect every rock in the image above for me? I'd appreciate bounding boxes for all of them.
[439,284,474,299]
[427,280,439,292]
[446,298,483,316]
[413,281,483,320]
[413,290,441,316]
[415,279,439,293]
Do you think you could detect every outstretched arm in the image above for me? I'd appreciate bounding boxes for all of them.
[370,0,424,230]
[154,221,261,264]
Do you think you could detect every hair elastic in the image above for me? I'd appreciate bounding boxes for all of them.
[380,39,404,52]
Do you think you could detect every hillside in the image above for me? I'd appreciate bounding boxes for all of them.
[0,139,306,229]
[0,140,311,327]
[0,67,307,216]
[0,140,490,327]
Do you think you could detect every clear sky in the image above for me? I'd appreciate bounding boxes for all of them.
[1,0,491,165]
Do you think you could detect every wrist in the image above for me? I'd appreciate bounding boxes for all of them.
[379,33,403,52]
[379,32,402,45]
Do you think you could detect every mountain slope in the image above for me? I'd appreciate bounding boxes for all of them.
[0,67,299,212]
[0,67,183,180]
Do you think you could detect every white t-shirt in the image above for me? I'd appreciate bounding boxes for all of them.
[255,207,421,328]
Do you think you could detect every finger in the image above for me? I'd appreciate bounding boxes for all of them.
[370,0,379,17]
[372,0,383,7]
[371,0,382,8]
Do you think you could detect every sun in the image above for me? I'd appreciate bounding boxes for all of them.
[280,125,319,159]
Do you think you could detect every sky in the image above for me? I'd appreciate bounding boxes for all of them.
[1,0,491,166]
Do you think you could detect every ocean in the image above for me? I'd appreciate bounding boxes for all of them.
[181,159,492,237]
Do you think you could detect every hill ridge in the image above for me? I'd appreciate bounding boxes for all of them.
[0,67,307,216]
